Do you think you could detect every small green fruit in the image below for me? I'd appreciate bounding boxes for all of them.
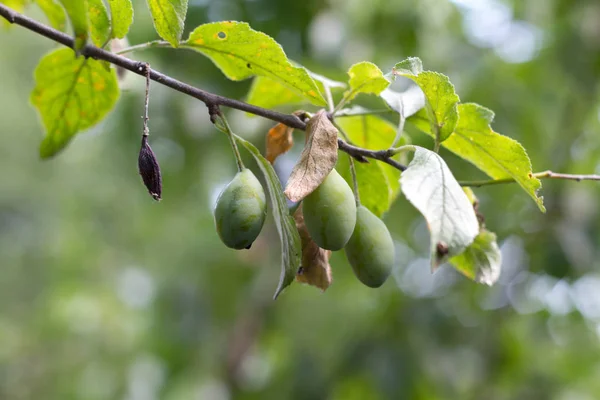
[303,169,357,250]
[345,206,394,288]
[214,169,267,250]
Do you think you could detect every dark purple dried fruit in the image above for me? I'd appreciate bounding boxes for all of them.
[138,136,162,201]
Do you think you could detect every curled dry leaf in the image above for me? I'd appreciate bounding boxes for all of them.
[284,110,339,202]
[265,123,294,164]
[294,206,332,291]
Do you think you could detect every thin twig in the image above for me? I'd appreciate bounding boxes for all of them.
[213,108,245,172]
[142,63,151,137]
[338,141,406,171]
[459,171,600,187]
[115,39,170,55]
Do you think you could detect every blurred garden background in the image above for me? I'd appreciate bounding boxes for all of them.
[1,0,600,399]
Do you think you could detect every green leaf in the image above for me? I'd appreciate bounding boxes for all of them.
[409,103,545,212]
[58,0,89,51]
[336,115,410,204]
[184,21,326,106]
[146,0,187,47]
[235,135,302,299]
[393,57,459,143]
[108,0,133,39]
[344,61,390,103]
[338,155,390,217]
[1,0,30,12]
[87,0,109,46]
[35,0,67,31]
[246,76,304,110]
[246,71,345,111]
[31,48,120,158]
[400,146,479,268]
[449,229,501,285]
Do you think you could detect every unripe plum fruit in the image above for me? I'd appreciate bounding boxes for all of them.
[345,206,394,288]
[303,169,357,251]
[214,169,267,249]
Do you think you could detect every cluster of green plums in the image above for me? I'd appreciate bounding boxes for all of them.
[213,168,395,288]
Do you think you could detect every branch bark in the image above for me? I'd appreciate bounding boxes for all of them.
[0,4,408,169]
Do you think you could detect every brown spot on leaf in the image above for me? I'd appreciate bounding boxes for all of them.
[436,241,449,257]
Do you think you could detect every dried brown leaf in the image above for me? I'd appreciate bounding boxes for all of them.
[284,110,339,202]
[265,123,294,164]
[294,206,332,291]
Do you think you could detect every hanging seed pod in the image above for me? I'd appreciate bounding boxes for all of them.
[138,136,162,201]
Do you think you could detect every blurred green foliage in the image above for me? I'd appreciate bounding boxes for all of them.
[1,0,600,399]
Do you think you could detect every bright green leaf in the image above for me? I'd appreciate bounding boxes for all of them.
[344,61,389,103]
[31,48,119,158]
[146,0,187,47]
[235,135,301,299]
[338,155,390,217]
[58,0,88,51]
[393,57,459,143]
[400,146,479,268]
[184,22,326,106]
[87,0,109,46]
[449,229,501,285]
[35,0,66,31]
[246,76,304,110]
[409,103,545,212]
[108,0,133,39]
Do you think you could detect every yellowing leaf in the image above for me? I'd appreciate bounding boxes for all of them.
[184,21,326,106]
[401,146,479,268]
[294,206,332,291]
[87,0,109,46]
[265,123,294,164]
[146,0,187,47]
[31,48,119,158]
[284,110,339,202]
[344,61,390,103]
[35,0,67,31]
[58,0,89,51]
[108,0,133,39]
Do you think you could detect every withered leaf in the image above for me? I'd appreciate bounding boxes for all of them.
[265,123,294,164]
[284,110,339,202]
[138,136,162,201]
[294,206,332,291]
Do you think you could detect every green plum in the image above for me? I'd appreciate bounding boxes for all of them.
[345,205,394,288]
[214,169,267,249]
[303,169,357,250]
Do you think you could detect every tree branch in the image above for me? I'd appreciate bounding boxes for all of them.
[0,4,409,169]
[0,4,306,129]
